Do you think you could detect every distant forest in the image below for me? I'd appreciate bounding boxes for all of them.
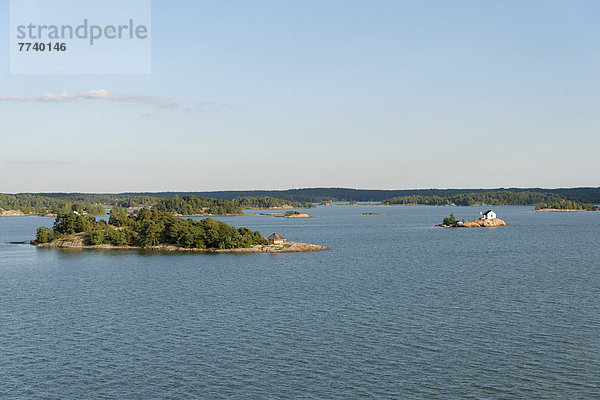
[382,191,567,206]
[535,200,599,211]
[0,194,106,215]
[11,187,600,203]
[0,194,316,216]
[2,187,599,215]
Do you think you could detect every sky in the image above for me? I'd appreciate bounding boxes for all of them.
[1,0,599,193]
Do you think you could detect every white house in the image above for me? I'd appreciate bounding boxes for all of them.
[481,210,496,220]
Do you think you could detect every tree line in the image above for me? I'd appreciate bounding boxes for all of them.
[152,196,243,215]
[232,196,315,209]
[6,188,600,215]
[382,191,569,206]
[87,187,600,203]
[0,194,105,215]
[0,194,313,217]
[535,200,599,211]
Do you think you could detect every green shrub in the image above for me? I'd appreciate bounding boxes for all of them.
[35,227,55,243]
[442,213,456,226]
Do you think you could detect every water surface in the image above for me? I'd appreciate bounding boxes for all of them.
[1,206,599,398]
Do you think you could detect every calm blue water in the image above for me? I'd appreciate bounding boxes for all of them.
[1,206,599,399]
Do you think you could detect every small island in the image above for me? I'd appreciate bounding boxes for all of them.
[284,211,311,218]
[435,210,507,228]
[33,209,329,253]
[363,212,388,215]
[535,201,599,212]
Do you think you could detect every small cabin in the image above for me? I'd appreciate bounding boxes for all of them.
[481,210,496,220]
[268,233,286,245]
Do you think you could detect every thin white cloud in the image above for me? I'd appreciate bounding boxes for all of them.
[77,90,181,110]
[78,89,110,99]
[0,90,210,112]
[0,93,77,102]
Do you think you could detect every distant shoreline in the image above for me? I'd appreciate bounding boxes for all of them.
[0,211,57,217]
[534,208,598,212]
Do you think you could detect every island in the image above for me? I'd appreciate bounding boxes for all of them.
[233,196,315,209]
[363,212,388,215]
[147,195,317,216]
[0,194,321,218]
[435,211,507,228]
[534,201,599,212]
[152,195,243,216]
[33,209,329,253]
[0,194,106,217]
[284,211,311,218]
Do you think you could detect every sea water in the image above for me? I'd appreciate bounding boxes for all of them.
[1,206,599,399]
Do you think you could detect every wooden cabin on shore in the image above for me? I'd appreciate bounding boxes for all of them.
[268,233,286,245]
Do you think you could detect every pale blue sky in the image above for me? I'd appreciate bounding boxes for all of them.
[1,0,599,192]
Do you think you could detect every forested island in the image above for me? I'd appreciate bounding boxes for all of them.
[0,194,105,216]
[153,195,315,216]
[0,194,314,217]
[233,196,315,209]
[534,201,599,212]
[383,191,568,207]
[152,196,243,216]
[34,209,329,253]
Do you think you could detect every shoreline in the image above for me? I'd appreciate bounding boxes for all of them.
[0,211,243,218]
[173,213,242,217]
[0,211,59,217]
[360,204,533,207]
[534,208,598,212]
[34,241,330,253]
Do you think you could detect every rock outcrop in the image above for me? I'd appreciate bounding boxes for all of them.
[0,210,27,217]
[436,218,507,228]
[285,213,311,218]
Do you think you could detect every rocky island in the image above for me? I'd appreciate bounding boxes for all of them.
[363,212,388,215]
[33,209,329,253]
[435,211,507,228]
[284,211,311,218]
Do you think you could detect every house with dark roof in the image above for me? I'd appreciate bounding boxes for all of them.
[268,233,286,245]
